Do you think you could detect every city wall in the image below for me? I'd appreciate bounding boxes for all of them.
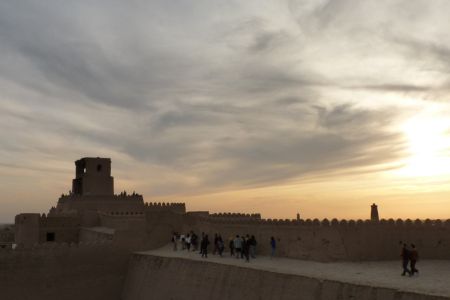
[0,242,130,300]
[183,216,450,261]
[122,254,448,300]
[56,194,145,213]
[15,213,80,247]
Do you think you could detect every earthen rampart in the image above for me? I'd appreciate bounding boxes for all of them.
[56,194,144,213]
[122,254,450,300]
[98,211,146,231]
[15,213,80,247]
[183,215,450,261]
[0,241,129,300]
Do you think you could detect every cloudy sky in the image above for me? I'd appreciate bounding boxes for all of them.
[1,0,450,222]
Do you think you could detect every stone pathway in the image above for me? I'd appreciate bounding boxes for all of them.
[139,245,450,298]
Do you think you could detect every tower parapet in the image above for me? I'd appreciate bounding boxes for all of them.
[72,157,114,196]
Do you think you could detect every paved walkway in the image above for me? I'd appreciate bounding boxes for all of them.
[139,245,450,298]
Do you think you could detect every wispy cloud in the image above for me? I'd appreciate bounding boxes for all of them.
[0,0,449,220]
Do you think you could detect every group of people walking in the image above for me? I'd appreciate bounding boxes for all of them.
[400,243,419,276]
[172,231,277,262]
[172,231,200,252]
[173,232,421,277]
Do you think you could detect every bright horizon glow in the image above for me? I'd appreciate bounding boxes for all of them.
[396,107,450,177]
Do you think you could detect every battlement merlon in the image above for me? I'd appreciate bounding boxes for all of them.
[57,194,144,202]
[144,202,186,214]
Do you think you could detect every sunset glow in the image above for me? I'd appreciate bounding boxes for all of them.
[1,1,450,222]
[398,108,450,177]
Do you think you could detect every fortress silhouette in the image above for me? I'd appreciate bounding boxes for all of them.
[2,157,450,300]
[12,157,450,260]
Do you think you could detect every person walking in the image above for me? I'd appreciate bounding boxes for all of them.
[217,235,224,257]
[400,243,411,276]
[213,233,219,255]
[270,236,276,258]
[249,235,257,258]
[410,244,419,275]
[172,232,178,251]
[180,234,186,250]
[242,235,250,262]
[185,233,191,251]
[240,235,246,259]
[191,232,198,252]
[201,234,210,258]
[199,232,205,254]
[234,235,242,259]
[229,237,235,257]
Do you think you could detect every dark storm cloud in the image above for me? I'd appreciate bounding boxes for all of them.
[0,0,447,199]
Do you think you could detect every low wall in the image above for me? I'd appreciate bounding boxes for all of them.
[122,254,449,300]
[0,242,130,300]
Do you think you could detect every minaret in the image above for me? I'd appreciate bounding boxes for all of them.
[296,212,300,221]
[370,203,379,222]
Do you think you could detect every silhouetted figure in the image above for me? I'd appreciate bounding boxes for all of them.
[191,232,198,251]
[172,232,178,251]
[185,233,191,251]
[249,235,257,258]
[199,232,205,254]
[217,235,224,257]
[229,237,235,257]
[270,236,276,258]
[201,234,210,258]
[400,243,411,276]
[234,235,242,259]
[242,235,250,262]
[410,244,419,275]
[213,233,219,255]
[180,234,186,250]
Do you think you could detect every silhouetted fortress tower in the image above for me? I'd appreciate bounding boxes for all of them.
[371,203,379,222]
[72,157,114,196]
[14,157,187,247]
[55,157,144,214]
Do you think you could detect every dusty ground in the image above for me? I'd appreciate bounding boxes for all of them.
[141,245,450,298]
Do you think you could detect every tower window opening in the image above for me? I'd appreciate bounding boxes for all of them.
[97,164,102,172]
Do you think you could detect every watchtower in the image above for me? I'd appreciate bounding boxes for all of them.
[370,203,379,222]
[72,157,114,196]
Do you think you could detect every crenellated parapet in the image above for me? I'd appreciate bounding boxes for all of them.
[58,193,144,202]
[144,202,186,214]
[193,215,450,229]
[209,213,262,220]
[38,213,80,227]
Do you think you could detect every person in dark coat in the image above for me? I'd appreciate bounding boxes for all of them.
[201,234,210,258]
[400,243,411,276]
[270,236,277,258]
[410,244,419,275]
[229,237,235,257]
[191,232,198,251]
[249,235,257,258]
[213,233,219,255]
[242,235,250,262]
[217,235,224,257]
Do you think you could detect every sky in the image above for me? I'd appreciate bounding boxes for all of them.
[1,0,450,223]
